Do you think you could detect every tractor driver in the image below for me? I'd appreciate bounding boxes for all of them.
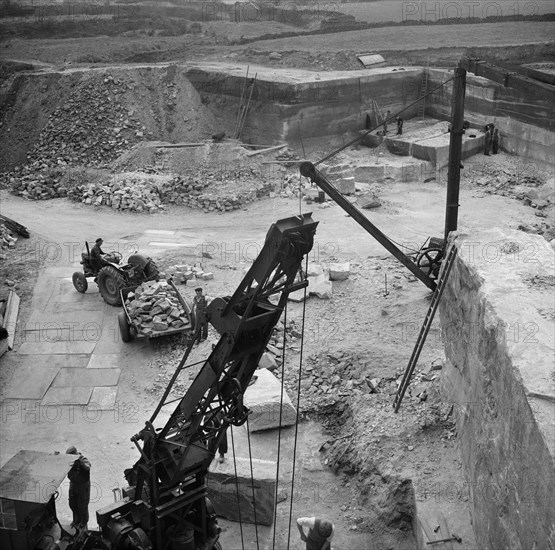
[90,238,106,270]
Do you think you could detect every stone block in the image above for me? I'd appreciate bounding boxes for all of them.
[306,263,324,277]
[207,456,276,525]
[258,352,278,371]
[335,176,356,195]
[244,368,296,431]
[358,193,381,209]
[184,271,195,280]
[309,274,333,299]
[203,272,214,280]
[329,262,350,281]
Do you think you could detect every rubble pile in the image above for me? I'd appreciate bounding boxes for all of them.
[7,167,69,199]
[25,74,142,168]
[124,280,191,337]
[164,169,273,212]
[165,264,214,283]
[67,173,168,212]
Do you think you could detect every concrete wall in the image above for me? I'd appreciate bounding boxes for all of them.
[186,66,423,149]
[439,229,555,549]
[426,69,555,166]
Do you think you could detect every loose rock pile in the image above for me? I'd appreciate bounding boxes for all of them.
[124,280,191,337]
[6,167,68,199]
[67,173,168,213]
[26,74,142,168]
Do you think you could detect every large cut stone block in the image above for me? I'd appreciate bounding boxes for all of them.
[335,177,356,195]
[207,457,276,526]
[329,262,350,281]
[244,368,296,431]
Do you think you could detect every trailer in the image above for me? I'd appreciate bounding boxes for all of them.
[117,278,194,343]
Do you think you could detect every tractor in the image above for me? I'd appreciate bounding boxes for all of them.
[72,242,160,306]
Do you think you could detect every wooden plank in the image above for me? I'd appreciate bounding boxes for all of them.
[0,214,29,238]
[246,144,287,157]
[156,143,205,148]
[5,289,19,350]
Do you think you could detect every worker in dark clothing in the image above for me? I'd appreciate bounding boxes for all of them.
[90,238,106,272]
[382,110,391,135]
[395,116,404,135]
[193,287,208,344]
[297,517,334,550]
[492,129,500,154]
[484,126,492,156]
[66,446,91,531]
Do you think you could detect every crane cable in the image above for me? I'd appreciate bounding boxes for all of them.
[230,425,245,550]
[246,415,261,550]
[271,302,289,550]
[286,254,310,549]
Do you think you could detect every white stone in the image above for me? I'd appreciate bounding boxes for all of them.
[244,368,296,431]
[309,274,333,299]
[329,262,350,281]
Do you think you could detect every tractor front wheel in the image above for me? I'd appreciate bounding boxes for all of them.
[72,272,88,293]
[97,266,126,306]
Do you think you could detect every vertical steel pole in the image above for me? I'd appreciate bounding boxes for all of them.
[444,67,466,240]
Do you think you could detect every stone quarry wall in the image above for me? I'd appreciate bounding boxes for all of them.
[186,66,423,149]
[426,68,555,166]
[439,229,555,549]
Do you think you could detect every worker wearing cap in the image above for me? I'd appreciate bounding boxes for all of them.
[66,446,91,531]
[193,287,208,344]
[90,238,106,272]
[297,517,334,550]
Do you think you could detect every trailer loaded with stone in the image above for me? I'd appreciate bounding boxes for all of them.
[117,279,193,342]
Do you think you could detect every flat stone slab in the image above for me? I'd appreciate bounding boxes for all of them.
[26,309,105,327]
[52,368,120,387]
[22,325,101,342]
[207,456,276,525]
[90,387,118,410]
[6,354,90,369]
[87,354,121,369]
[41,386,93,406]
[244,368,296,432]
[17,341,96,355]
[3,365,60,400]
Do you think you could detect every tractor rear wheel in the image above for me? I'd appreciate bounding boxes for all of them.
[97,266,126,306]
[72,272,88,293]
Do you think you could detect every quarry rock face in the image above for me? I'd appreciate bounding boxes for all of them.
[439,229,555,550]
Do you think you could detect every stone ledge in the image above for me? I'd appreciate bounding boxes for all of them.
[439,229,555,550]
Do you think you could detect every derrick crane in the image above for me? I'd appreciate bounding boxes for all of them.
[92,213,318,549]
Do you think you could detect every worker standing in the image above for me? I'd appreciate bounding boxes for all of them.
[193,287,208,344]
[492,128,500,154]
[395,116,404,135]
[382,110,391,135]
[484,126,492,155]
[66,446,91,531]
[297,517,334,550]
